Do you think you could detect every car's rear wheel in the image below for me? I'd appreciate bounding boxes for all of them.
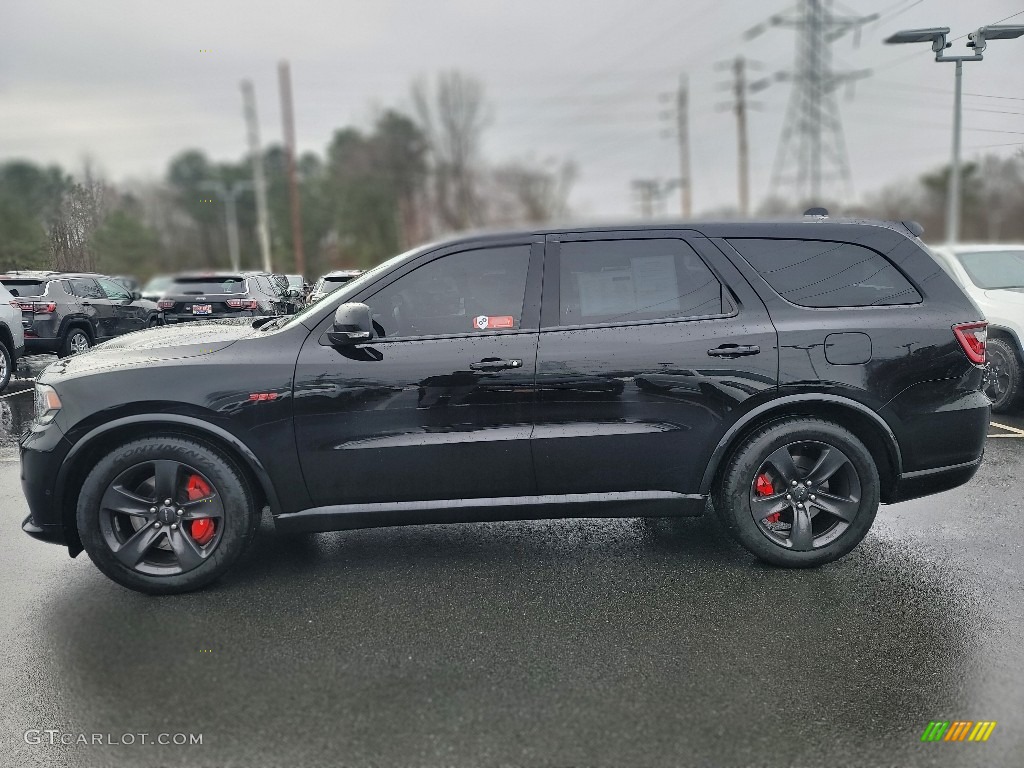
[59,327,92,357]
[77,437,258,594]
[714,418,880,567]
[0,341,11,392]
[984,337,1022,413]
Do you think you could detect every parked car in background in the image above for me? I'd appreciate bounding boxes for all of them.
[309,269,363,303]
[19,216,990,594]
[110,275,141,294]
[0,272,162,357]
[0,282,26,391]
[157,272,288,323]
[141,274,174,302]
[929,244,1024,412]
[286,274,308,308]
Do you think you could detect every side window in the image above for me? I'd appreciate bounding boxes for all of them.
[366,245,531,338]
[558,238,725,326]
[728,239,922,307]
[70,278,105,300]
[97,278,130,301]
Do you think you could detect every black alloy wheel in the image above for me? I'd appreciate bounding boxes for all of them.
[984,337,1022,413]
[715,418,880,567]
[96,460,225,577]
[77,437,258,594]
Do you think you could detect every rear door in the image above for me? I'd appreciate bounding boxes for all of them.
[532,230,779,497]
[97,277,145,335]
[68,278,115,340]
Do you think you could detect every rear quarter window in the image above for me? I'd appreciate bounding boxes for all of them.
[728,238,922,307]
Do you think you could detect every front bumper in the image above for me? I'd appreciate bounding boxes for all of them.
[20,421,77,553]
[21,515,67,546]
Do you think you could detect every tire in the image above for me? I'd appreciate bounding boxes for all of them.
[76,436,259,595]
[59,326,92,358]
[984,337,1023,413]
[713,417,880,568]
[148,316,160,328]
[0,341,11,392]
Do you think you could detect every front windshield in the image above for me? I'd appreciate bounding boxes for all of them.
[275,247,424,330]
[956,250,1024,290]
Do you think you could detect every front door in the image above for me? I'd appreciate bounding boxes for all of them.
[532,231,779,497]
[294,240,542,507]
[69,277,116,340]
[98,278,146,335]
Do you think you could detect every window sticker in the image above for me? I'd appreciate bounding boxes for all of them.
[473,315,514,330]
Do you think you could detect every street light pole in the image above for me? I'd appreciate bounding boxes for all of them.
[948,59,963,244]
[885,24,1024,244]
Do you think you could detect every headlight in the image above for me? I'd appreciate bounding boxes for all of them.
[34,384,62,425]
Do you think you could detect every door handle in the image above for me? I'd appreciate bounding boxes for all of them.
[707,344,760,357]
[470,358,523,371]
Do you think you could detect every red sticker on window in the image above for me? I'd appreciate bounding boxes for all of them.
[473,315,514,330]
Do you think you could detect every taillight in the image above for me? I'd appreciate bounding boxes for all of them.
[226,298,258,310]
[953,321,987,365]
[17,301,57,313]
[157,300,174,309]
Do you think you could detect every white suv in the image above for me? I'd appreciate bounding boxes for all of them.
[929,244,1024,412]
[0,282,27,391]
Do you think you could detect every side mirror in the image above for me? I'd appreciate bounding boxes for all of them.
[287,288,301,299]
[327,302,375,346]
[131,290,142,301]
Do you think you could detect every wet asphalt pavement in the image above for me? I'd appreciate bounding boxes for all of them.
[1,356,1022,767]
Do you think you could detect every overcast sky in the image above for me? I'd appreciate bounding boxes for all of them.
[2,0,1023,218]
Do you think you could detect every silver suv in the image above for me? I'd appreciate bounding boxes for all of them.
[0,282,26,391]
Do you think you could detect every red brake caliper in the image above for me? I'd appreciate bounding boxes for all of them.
[186,474,216,545]
[755,473,781,524]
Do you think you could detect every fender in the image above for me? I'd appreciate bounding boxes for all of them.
[697,393,904,495]
[57,314,95,342]
[988,324,1024,359]
[55,414,282,519]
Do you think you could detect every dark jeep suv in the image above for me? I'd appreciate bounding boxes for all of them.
[19,218,990,594]
[1,271,163,357]
[157,272,289,323]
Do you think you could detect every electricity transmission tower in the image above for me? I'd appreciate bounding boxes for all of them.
[659,75,691,217]
[746,0,877,204]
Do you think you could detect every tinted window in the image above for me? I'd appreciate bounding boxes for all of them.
[367,245,531,338]
[0,279,46,297]
[98,278,130,301]
[143,275,172,294]
[729,239,921,307]
[558,238,725,325]
[69,278,105,300]
[171,277,246,294]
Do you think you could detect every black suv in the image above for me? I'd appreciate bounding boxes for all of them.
[20,219,990,594]
[157,272,290,322]
[1,272,163,357]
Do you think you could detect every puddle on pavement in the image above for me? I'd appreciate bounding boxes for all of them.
[0,389,34,449]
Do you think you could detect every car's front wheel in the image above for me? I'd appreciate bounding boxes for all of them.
[714,418,880,567]
[77,437,259,594]
[984,337,1022,413]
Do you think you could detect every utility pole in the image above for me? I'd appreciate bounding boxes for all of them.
[240,80,273,273]
[278,61,306,278]
[631,179,680,218]
[199,180,253,272]
[885,24,1024,244]
[676,75,691,218]
[716,56,770,217]
[746,0,877,205]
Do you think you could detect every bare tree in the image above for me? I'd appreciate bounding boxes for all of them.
[412,71,491,233]
[489,158,577,226]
